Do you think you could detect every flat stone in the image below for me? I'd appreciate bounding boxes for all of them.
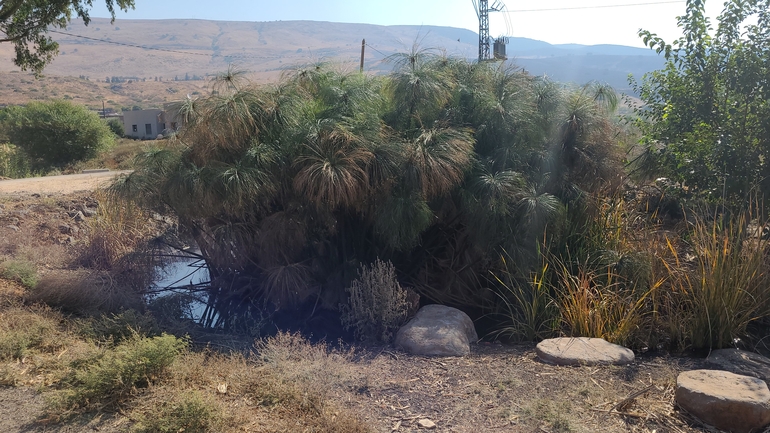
[394,305,477,356]
[536,337,634,366]
[708,349,770,383]
[417,419,436,429]
[676,369,770,433]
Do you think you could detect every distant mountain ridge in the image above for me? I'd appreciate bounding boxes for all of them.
[0,18,664,93]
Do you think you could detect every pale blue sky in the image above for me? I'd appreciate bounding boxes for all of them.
[88,0,723,48]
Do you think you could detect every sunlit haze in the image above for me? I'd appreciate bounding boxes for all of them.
[88,0,725,48]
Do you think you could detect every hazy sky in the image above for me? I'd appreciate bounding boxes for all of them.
[88,0,724,48]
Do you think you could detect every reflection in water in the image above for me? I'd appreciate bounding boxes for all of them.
[150,257,210,322]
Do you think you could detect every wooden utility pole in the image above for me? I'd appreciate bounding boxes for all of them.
[360,39,365,73]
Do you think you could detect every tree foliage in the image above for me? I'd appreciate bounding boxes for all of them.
[116,57,623,331]
[634,0,770,205]
[0,0,134,74]
[2,100,115,170]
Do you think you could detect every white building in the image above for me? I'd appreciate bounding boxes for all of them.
[122,109,165,139]
[122,106,184,140]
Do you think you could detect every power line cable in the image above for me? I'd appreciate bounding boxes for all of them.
[503,0,685,13]
[365,43,391,58]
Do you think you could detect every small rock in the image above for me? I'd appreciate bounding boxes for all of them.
[417,419,436,429]
[536,337,634,366]
[70,211,85,222]
[395,305,478,357]
[676,369,770,433]
[708,349,770,383]
[81,208,97,217]
[58,224,72,234]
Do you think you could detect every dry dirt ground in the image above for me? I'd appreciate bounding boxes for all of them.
[0,171,131,195]
[0,176,723,433]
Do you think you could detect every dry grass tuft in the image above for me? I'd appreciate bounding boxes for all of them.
[0,303,67,361]
[341,259,412,343]
[555,259,657,347]
[130,389,225,433]
[129,333,370,432]
[27,269,144,315]
[79,189,160,290]
[245,332,370,432]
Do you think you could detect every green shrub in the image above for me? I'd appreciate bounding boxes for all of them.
[47,333,187,415]
[132,390,222,433]
[2,100,115,171]
[0,259,38,289]
[106,118,124,137]
[340,259,411,343]
[78,310,159,344]
[0,142,32,178]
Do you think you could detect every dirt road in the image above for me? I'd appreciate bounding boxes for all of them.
[0,170,131,195]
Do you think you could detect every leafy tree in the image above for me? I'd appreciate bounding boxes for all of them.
[634,0,770,206]
[0,0,134,74]
[2,100,115,170]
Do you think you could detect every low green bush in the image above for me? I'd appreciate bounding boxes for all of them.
[77,310,160,344]
[47,333,187,415]
[0,259,38,289]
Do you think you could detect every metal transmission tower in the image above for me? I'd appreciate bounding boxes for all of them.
[472,0,510,61]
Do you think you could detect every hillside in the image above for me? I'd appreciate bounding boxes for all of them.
[0,71,206,110]
[0,18,664,94]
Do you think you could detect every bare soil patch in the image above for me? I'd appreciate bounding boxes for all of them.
[0,171,130,195]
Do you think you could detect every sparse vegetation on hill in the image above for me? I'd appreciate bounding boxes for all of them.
[0,72,206,110]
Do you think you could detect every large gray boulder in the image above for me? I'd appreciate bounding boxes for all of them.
[676,369,770,433]
[394,305,477,356]
[536,337,634,366]
[708,349,770,384]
